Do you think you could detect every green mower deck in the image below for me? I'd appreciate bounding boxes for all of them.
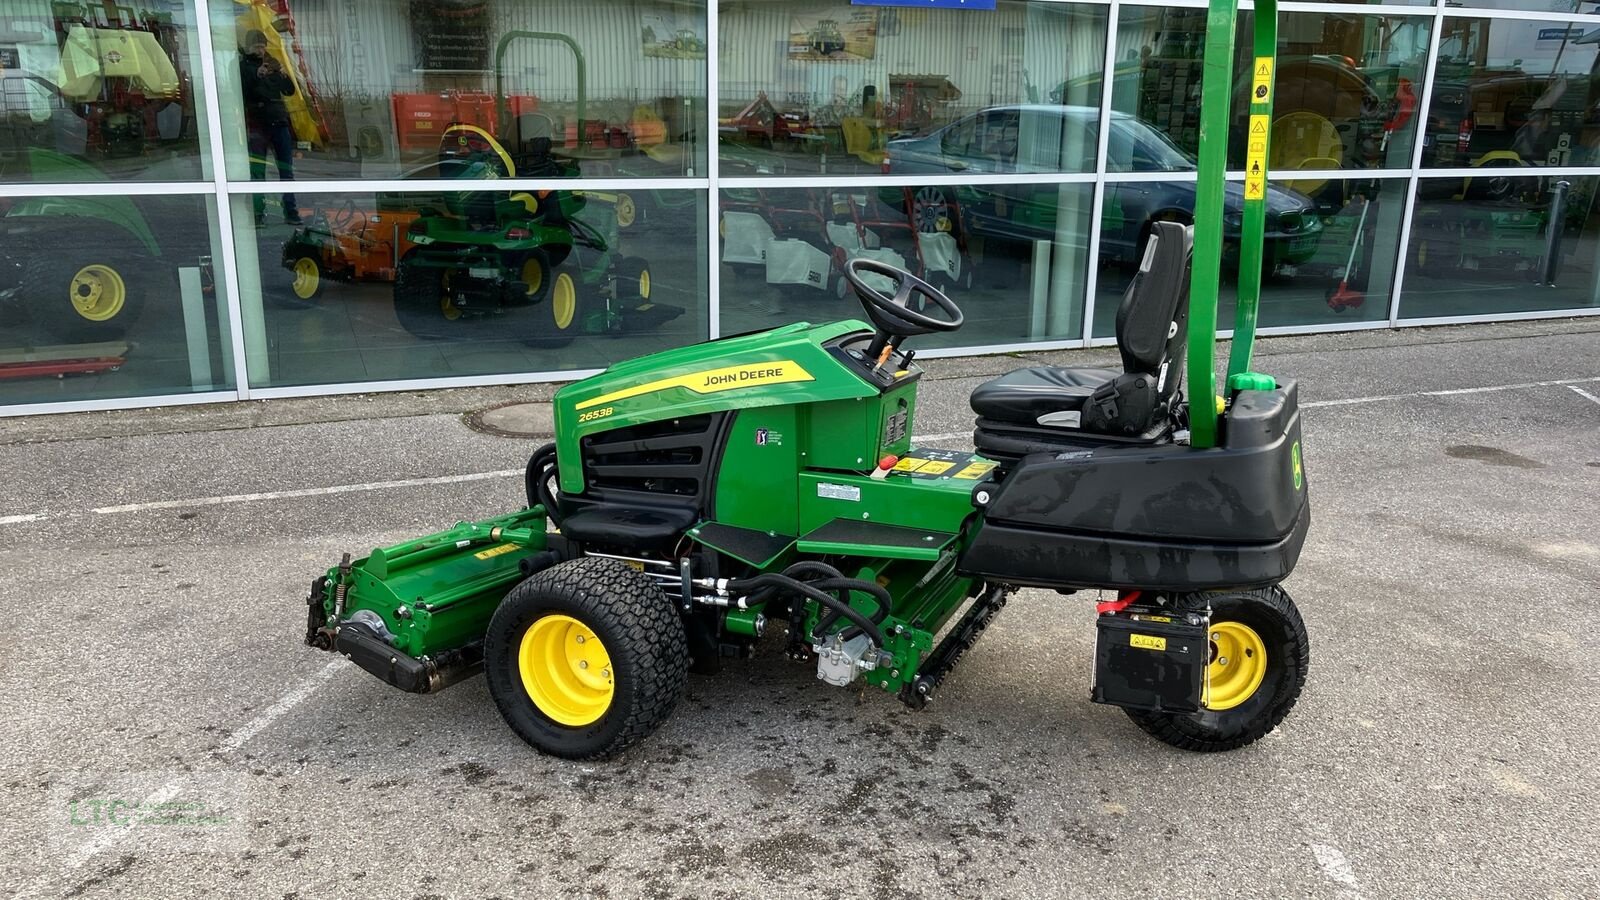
[301,0,1312,760]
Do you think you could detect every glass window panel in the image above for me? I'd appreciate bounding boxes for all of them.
[1402,175,1600,319]
[1111,9,1430,173]
[1093,176,1406,337]
[1445,0,1597,12]
[717,1,1108,177]
[231,187,707,389]
[1425,18,1600,169]
[718,182,1092,348]
[0,192,231,406]
[0,1,210,182]
[209,0,706,183]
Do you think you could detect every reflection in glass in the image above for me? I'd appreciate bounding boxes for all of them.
[211,0,706,183]
[0,193,229,405]
[1112,9,1429,172]
[234,186,707,389]
[718,1,1107,177]
[1426,18,1600,169]
[719,183,1092,348]
[1403,176,1600,319]
[0,2,208,182]
[1094,178,1407,335]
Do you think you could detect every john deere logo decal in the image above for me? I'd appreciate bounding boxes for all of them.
[577,360,814,410]
[1291,441,1303,490]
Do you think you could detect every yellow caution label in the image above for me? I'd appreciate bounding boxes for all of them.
[892,457,927,472]
[952,462,997,480]
[1251,57,1273,105]
[1138,615,1174,624]
[577,360,814,410]
[1245,114,1269,200]
[473,543,520,560]
[917,460,955,476]
[1130,633,1167,652]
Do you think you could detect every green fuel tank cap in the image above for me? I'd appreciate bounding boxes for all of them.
[1228,372,1278,392]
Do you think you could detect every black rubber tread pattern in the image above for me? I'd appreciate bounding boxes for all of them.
[393,253,450,340]
[26,250,156,343]
[1125,586,1309,753]
[484,557,688,760]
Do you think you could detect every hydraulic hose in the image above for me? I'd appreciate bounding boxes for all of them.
[726,573,887,648]
[756,562,893,641]
[525,443,562,527]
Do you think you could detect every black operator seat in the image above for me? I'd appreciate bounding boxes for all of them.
[971,221,1193,446]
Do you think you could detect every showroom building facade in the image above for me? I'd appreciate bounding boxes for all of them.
[2,0,1598,415]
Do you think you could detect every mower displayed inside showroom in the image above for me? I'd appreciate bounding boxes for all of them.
[5,0,1600,414]
[303,0,1313,759]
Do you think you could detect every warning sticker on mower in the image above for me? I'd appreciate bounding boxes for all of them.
[1251,57,1273,104]
[817,483,861,502]
[1129,633,1167,651]
[953,462,997,480]
[474,543,520,560]
[1245,115,1269,200]
[894,449,993,480]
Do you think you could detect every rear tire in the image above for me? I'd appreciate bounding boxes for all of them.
[1125,587,1309,752]
[484,557,689,759]
[26,251,155,343]
[393,252,452,340]
[615,255,652,304]
[525,265,582,349]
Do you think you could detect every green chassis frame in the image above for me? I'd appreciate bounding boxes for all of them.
[305,0,1285,714]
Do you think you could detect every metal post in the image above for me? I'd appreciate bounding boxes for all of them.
[1188,0,1276,449]
[1540,180,1569,287]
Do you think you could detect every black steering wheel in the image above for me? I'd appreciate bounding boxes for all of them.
[844,257,964,343]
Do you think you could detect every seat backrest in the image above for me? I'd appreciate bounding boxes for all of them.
[1115,220,1193,401]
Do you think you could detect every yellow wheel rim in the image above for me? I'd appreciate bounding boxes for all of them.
[637,268,651,300]
[1204,621,1268,711]
[69,264,127,322]
[518,614,613,727]
[616,193,636,229]
[440,271,462,320]
[291,257,320,299]
[522,258,544,297]
[551,272,576,330]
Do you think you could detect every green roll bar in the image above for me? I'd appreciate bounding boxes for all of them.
[1187,0,1278,449]
[494,31,587,150]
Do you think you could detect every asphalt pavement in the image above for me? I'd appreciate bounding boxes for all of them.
[2,317,1598,898]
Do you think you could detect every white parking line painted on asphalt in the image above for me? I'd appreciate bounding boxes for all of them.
[1303,376,1600,408]
[1568,385,1600,407]
[89,469,523,516]
[1310,843,1361,895]
[2,374,1595,531]
[61,659,350,871]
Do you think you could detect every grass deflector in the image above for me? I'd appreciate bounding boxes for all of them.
[304,0,1313,759]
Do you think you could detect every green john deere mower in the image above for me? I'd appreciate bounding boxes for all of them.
[303,0,1310,759]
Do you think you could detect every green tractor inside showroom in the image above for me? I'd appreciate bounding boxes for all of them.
[301,0,1311,759]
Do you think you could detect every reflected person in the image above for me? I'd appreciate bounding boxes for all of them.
[240,30,300,226]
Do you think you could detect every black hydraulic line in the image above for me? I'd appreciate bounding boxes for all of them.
[726,573,887,647]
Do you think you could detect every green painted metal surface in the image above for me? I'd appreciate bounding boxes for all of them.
[552,321,878,493]
[712,404,803,537]
[1188,0,1276,448]
[321,507,548,657]
[796,470,977,542]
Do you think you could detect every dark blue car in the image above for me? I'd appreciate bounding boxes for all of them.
[883,105,1323,270]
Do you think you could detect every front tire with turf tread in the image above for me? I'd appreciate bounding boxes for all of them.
[1125,586,1309,752]
[484,557,688,760]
